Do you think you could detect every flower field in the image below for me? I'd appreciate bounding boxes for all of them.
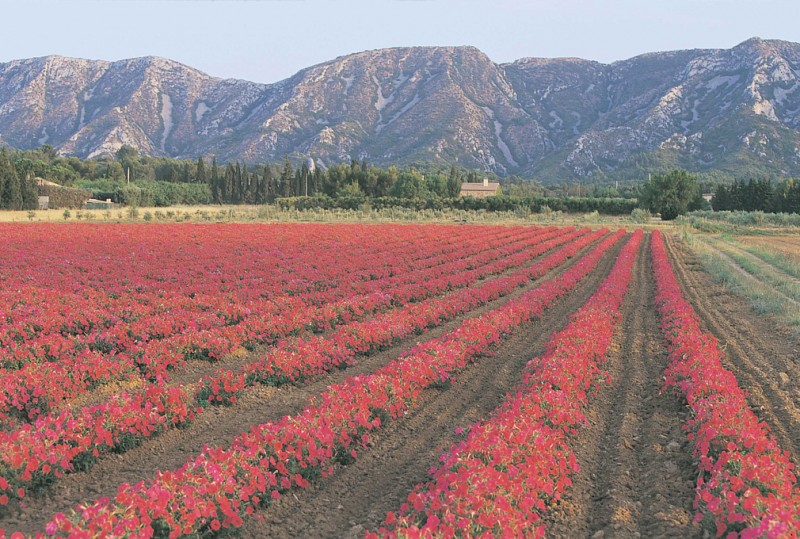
[0,223,797,538]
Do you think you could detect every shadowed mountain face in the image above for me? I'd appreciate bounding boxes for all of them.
[2,38,800,180]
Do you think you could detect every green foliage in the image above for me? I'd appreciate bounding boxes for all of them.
[639,169,699,220]
[446,165,461,198]
[685,210,800,229]
[0,148,23,209]
[630,208,652,224]
[276,192,637,215]
[712,176,800,214]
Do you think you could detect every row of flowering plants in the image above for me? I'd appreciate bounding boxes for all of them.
[370,230,642,538]
[650,230,800,537]
[134,225,572,381]
[194,227,605,404]
[0,225,550,423]
[0,386,195,509]
[0,222,506,367]
[0,227,589,509]
[27,230,625,538]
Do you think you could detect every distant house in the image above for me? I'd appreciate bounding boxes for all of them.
[85,199,116,210]
[36,178,91,209]
[460,178,501,198]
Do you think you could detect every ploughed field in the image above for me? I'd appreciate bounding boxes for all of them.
[0,223,797,538]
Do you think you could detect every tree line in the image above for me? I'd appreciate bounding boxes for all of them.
[203,157,466,204]
[711,177,800,214]
[7,144,800,218]
[0,148,39,210]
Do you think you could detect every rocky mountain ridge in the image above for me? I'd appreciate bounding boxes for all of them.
[1,38,800,180]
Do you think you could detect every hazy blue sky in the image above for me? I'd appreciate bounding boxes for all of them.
[2,0,799,84]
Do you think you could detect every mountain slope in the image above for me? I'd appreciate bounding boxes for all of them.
[2,38,800,180]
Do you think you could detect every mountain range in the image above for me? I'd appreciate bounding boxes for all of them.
[1,37,800,182]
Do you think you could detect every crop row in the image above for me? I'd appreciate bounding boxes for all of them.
[0,223,435,351]
[32,230,625,538]
[194,227,604,404]
[651,231,800,537]
[0,226,554,423]
[371,230,643,538]
[0,227,596,509]
[0,223,527,367]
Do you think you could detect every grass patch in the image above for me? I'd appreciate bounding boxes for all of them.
[686,235,800,337]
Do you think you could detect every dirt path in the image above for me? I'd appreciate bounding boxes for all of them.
[3,233,607,535]
[547,234,701,538]
[233,236,627,538]
[663,234,800,466]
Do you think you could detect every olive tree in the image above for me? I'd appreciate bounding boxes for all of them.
[639,169,699,220]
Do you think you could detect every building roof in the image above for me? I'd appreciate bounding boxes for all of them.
[461,182,500,191]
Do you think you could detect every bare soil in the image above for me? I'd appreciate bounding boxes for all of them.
[233,237,627,538]
[1,233,609,535]
[547,234,702,538]
[663,234,800,466]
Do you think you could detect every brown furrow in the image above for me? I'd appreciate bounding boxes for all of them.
[2,232,608,534]
[233,236,628,538]
[662,234,800,465]
[547,234,701,539]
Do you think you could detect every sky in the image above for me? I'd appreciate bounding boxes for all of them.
[1,0,799,84]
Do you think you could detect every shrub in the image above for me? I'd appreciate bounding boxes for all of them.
[630,208,652,224]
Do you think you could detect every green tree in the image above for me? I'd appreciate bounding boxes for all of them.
[115,145,139,182]
[21,174,38,210]
[446,165,461,198]
[224,163,235,203]
[0,148,23,210]
[280,157,293,197]
[0,150,8,208]
[639,169,699,220]
[195,157,207,184]
[389,170,426,199]
[711,184,732,211]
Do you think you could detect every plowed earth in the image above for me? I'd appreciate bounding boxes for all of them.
[2,231,608,535]
[662,234,800,467]
[234,236,628,539]
[5,230,798,538]
[547,234,701,538]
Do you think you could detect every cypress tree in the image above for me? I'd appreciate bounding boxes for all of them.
[447,165,461,198]
[263,165,275,203]
[224,163,235,204]
[21,174,38,210]
[196,157,207,184]
[233,162,243,204]
[0,149,23,210]
[280,157,293,198]
[311,167,323,196]
[210,157,221,204]
[0,149,8,208]
[211,157,219,184]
